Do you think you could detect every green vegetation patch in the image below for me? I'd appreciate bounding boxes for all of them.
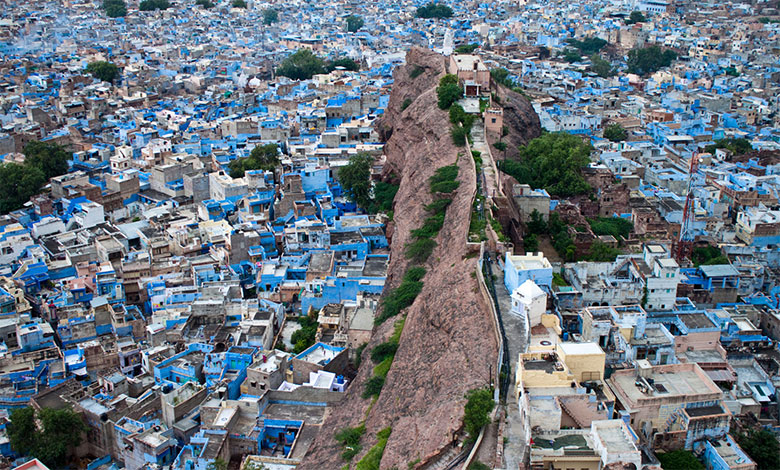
[498,132,592,197]
[656,450,704,470]
[463,388,494,442]
[356,428,392,470]
[416,2,453,18]
[335,424,366,461]
[375,269,426,325]
[704,138,753,156]
[588,217,633,239]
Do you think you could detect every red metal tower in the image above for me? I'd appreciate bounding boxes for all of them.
[674,155,700,261]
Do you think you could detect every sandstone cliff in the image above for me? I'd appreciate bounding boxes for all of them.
[300,48,539,469]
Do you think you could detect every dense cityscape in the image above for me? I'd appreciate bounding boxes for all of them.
[0,0,779,469]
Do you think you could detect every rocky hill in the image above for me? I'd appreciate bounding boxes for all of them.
[299,48,540,469]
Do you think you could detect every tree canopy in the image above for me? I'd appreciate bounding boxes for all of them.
[86,61,120,83]
[337,153,374,209]
[463,388,494,440]
[195,0,215,8]
[231,0,247,7]
[436,74,462,110]
[276,49,327,80]
[345,15,364,32]
[498,132,592,197]
[490,68,516,88]
[24,140,71,180]
[691,245,729,266]
[228,143,279,178]
[561,49,583,63]
[263,8,278,25]
[8,407,87,468]
[626,11,647,24]
[603,123,627,142]
[590,54,615,78]
[454,43,479,54]
[627,45,677,76]
[138,0,170,10]
[705,138,752,156]
[566,37,607,56]
[102,0,127,17]
[416,2,453,18]
[737,429,780,470]
[656,450,704,470]
[329,58,360,72]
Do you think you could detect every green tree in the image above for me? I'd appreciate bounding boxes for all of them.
[704,138,753,156]
[493,141,507,152]
[737,429,780,470]
[561,49,582,63]
[626,11,647,24]
[566,37,607,55]
[498,132,592,197]
[263,8,278,25]
[656,450,704,470]
[588,217,633,238]
[291,315,318,354]
[585,241,620,262]
[86,61,120,83]
[437,74,462,110]
[229,143,279,177]
[463,388,494,441]
[346,15,364,32]
[603,123,627,142]
[590,54,615,78]
[454,43,479,54]
[490,68,516,88]
[0,163,46,214]
[195,0,214,8]
[627,45,677,76]
[8,407,87,468]
[24,141,71,180]
[328,58,360,72]
[524,233,539,252]
[139,0,170,10]
[231,0,247,7]
[276,49,327,80]
[103,0,127,17]
[338,153,374,209]
[416,2,453,18]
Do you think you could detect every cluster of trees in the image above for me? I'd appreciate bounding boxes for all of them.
[139,0,170,11]
[454,43,479,54]
[8,407,87,468]
[263,8,278,25]
[275,49,359,80]
[0,141,71,214]
[566,37,607,56]
[102,0,127,17]
[627,45,677,76]
[436,73,463,110]
[736,428,780,470]
[588,216,633,239]
[86,61,120,83]
[415,2,453,18]
[497,132,592,197]
[336,153,399,214]
[625,11,647,24]
[228,143,279,177]
[704,138,753,156]
[691,245,729,266]
[656,450,703,470]
[526,210,576,261]
[195,0,215,8]
[345,15,364,32]
[603,122,627,142]
[231,0,247,8]
[590,54,615,78]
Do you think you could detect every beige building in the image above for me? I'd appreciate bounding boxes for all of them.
[607,362,723,439]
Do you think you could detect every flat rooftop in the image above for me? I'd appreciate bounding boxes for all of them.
[610,365,720,404]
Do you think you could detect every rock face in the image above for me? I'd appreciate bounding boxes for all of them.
[487,84,543,160]
[299,48,539,469]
